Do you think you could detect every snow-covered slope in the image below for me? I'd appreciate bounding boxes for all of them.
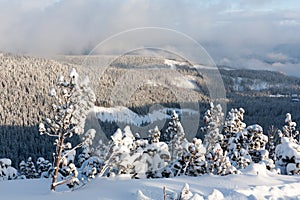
[95,106,198,127]
[1,164,300,200]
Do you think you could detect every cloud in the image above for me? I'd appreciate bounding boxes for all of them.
[0,0,300,76]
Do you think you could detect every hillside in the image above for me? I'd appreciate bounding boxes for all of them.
[1,164,300,199]
[1,53,300,167]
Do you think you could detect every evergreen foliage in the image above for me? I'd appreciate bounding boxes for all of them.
[202,102,224,152]
[0,158,17,180]
[223,108,251,169]
[165,111,188,161]
[36,157,53,178]
[19,157,38,179]
[206,144,237,175]
[275,113,300,174]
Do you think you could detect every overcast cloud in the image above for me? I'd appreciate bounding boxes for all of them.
[0,0,300,76]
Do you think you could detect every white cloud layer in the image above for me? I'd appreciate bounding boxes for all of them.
[0,0,300,75]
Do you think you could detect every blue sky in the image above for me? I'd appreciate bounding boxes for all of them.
[0,0,300,76]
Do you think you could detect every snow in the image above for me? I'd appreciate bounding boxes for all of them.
[94,106,198,127]
[269,94,288,98]
[164,59,216,70]
[207,189,224,200]
[171,76,198,90]
[231,77,277,92]
[1,163,300,200]
[164,59,189,68]
[0,158,12,166]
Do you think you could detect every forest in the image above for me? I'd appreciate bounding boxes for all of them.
[1,66,300,192]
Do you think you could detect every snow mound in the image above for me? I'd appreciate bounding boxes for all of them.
[180,183,193,200]
[207,189,224,200]
[237,183,300,200]
[136,190,151,200]
[190,193,204,200]
[241,163,269,176]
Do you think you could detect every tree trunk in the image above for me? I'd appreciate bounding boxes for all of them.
[51,136,65,191]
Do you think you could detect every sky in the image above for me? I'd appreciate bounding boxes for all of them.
[0,0,300,76]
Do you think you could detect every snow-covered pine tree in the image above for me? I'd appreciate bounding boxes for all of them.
[246,125,274,170]
[102,126,171,179]
[79,156,102,181]
[282,113,299,143]
[26,157,37,179]
[275,137,300,174]
[39,68,96,191]
[202,102,224,153]
[184,138,207,176]
[165,111,188,162]
[148,126,161,144]
[36,157,52,178]
[162,138,206,177]
[206,143,237,175]
[0,158,17,180]
[77,138,111,180]
[78,144,92,166]
[223,108,246,143]
[223,108,251,169]
[275,113,300,174]
[108,126,136,175]
[19,157,38,179]
[142,126,170,178]
[267,125,281,161]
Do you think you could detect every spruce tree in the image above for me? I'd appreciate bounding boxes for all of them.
[223,108,251,169]
[202,102,224,153]
[0,158,17,180]
[275,113,300,174]
[282,113,299,143]
[165,111,187,161]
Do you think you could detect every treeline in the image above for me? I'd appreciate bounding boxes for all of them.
[1,104,300,186]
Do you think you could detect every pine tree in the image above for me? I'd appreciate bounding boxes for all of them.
[108,126,136,175]
[78,145,92,166]
[25,157,37,179]
[202,102,224,153]
[275,113,300,174]
[267,125,280,161]
[103,126,171,179]
[39,68,96,190]
[19,157,38,179]
[143,126,170,178]
[223,108,251,169]
[246,124,274,170]
[36,157,52,178]
[282,113,299,143]
[184,138,207,176]
[79,156,102,181]
[148,126,161,144]
[0,158,17,180]
[275,137,300,174]
[165,111,188,161]
[206,144,237,175]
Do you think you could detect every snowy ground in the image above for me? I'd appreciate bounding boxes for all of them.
[1,164,300,200]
